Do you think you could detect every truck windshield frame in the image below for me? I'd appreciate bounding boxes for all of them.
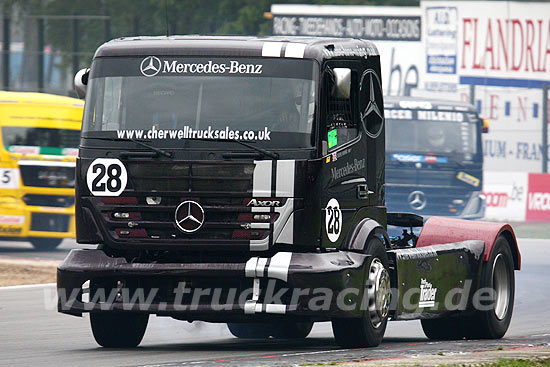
[2,126,80,155]
[386,110,479,156]
[82,56,319,150]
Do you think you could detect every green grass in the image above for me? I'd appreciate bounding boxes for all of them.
[301,357,550,367]
[445,357,550,366]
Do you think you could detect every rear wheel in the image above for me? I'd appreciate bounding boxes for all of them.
[421,236,515,340]
[332,237,391,348]
[90,312,149,348]
[30,238,63,250]
[465,236,515,339]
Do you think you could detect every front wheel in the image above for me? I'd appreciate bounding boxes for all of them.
[332,237,391,348]
[90,312,149,347]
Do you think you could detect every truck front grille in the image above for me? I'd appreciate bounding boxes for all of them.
[19,164,75,188]
[30,213,70,232]
[23,194,75,208]
[385,185,472,216]
[95,195,280,242]
[82,161,298,249]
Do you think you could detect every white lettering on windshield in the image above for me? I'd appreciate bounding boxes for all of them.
[161,60,262,75]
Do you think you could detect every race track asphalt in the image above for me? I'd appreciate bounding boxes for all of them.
[0,239,91,261]
[0,238,549,367]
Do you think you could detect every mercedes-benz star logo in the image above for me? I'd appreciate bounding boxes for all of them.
[175,200,205,233]
[408,191,427,211]
[360,69,384,138]
[140,56,161,77]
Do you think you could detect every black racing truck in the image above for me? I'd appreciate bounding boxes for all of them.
[384,96,486,219]
[58,36,520,349]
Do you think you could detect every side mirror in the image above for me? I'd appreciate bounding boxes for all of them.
[332,68,351,99]
[74,68,90,99]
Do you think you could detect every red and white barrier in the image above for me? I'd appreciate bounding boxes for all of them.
[484,172,550,222]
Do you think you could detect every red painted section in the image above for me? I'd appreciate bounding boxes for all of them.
[417,216,521,269]
[526,173,550,222]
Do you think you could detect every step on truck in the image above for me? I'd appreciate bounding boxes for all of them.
[58,36,520,348]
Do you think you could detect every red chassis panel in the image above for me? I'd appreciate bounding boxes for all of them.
[417,217,521,270]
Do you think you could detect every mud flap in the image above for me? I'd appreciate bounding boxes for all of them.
[388,240,484,320]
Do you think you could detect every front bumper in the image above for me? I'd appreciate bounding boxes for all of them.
[0,201,75,240]
[57,249,371,321]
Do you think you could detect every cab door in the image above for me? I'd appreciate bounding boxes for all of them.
[318,61,369,248]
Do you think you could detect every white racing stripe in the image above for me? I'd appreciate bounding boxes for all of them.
[284,43,306,58]
[262,42,284,57]
[252,160,272,198]
[244,257,259,277]
[244,300,256,314]
[267,252,292,282]
[244,252,292,282]
[276,160,295,197]
[276,212,294,244]
[265,304,287,314]
[255,257,268,277]
[250,160,296,250]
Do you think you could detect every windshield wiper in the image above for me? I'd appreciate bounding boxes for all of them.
[82,136,173,158]
[193,138,279,159]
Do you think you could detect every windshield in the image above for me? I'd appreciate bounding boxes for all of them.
[82,57,318,149]
[386,109,478,155]
[2,127,80,155]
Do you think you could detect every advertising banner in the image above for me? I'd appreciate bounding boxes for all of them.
[421,1,550,172]
[526,173,550,222]
[271,2,549,172]
[483,171,528,221]
[270,5,425,96]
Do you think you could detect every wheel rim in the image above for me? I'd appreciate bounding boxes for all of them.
[492,253,510,320]
[366,258,391,328]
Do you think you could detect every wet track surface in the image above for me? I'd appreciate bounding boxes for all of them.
[0,239,88,261]
[0,238,549,367]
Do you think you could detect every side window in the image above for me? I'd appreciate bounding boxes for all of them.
[325,67,358,152]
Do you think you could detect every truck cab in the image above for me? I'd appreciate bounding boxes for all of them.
[384,96,485,219]
[58,36,518,350]
[71,36,385,254]
[0,92,82,249]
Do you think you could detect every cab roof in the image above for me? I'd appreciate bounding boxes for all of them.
[93,35,379,62]
[0,91,84,108]
[384,95,477,113]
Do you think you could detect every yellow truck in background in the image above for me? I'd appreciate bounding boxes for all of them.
[0,91,83,249]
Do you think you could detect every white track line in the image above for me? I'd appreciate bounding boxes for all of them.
[0,283,56,291]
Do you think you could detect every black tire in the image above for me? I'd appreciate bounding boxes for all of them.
[227,323,272,339]
[271,321,314,339]
[332,237,390,348]
[30,238,63,250]
[465,236,515,339]
[421,236,515,341]
[90,312,149,348]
